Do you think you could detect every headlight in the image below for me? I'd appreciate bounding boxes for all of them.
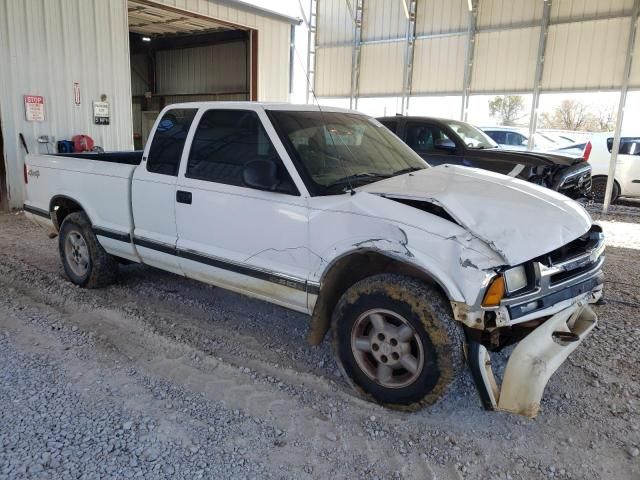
[503,265,527,294]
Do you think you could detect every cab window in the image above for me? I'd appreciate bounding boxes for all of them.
[147,109,197,176]
[186,109,298,194]
[405,123,453,153]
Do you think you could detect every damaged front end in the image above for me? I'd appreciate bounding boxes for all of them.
[455,224,605,417]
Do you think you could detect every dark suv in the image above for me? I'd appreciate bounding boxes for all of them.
[377,116,592,199]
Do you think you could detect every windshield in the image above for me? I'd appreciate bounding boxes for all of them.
[445,120,498,149]
[269,111,428,195]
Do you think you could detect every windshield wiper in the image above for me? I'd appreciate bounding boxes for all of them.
[393,166,423,176]
[323,172,389,193]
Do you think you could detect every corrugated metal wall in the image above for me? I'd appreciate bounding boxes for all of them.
[416,0,468,35]
[0,0,295,209]
[151,0,292,102]
[472,26,540,93]
[315,45,352,96]
[315,0,353,97]
[411,35,466,94]
[543,17,631,91]
[0,0,133,209]
[155,41,247,95]
[315,0,640,100]
[131,54,150,97]
[362,0,405,41]
[477,0,544,29]
[132,41,248,97]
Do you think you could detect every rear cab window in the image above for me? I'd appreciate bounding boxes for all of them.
[146,109,197,176]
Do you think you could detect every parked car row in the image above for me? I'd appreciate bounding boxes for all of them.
[482,126,640,203]
[377,116,592,200]
[481,126,570,152]
[377,116,639,204]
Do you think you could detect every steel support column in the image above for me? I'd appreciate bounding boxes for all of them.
[603,0,639,212]
[400,0,417,115]
[460,0,478,121]
[349,0,364,110]
[305,0,318,104]
[527,0,552,150]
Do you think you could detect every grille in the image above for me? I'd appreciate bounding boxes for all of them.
[538,225,602,267]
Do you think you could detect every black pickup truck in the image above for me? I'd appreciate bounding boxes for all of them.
[377,116,592,199]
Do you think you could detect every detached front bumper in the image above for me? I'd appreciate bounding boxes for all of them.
[467,297,597,418]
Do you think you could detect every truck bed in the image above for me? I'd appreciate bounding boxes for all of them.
[53,151,143,165]
[24,152,139,261]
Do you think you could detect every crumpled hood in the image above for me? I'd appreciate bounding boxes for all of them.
[357,165,593,266]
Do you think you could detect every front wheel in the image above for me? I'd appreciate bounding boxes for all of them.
[331,274,464,411]
[59,212,118,288]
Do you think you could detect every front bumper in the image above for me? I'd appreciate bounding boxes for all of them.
[467,297,597,417]
[554,162,592,198]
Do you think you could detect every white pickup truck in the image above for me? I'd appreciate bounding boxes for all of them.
[24,102,605,417]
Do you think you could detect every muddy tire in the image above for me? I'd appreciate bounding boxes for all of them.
[58,212,118,288]
[331,274,464,411]
[591,176,619,204]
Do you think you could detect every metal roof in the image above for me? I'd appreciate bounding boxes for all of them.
[129,0,238,36]
[314,0,640,98]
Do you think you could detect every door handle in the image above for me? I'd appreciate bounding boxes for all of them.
[176,190,192,204]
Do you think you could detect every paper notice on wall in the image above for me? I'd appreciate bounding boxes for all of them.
[24,95,45,121]
[93,101,110,125]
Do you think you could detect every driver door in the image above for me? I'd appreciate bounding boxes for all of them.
[174,108,311,312]
[402,122,462,166]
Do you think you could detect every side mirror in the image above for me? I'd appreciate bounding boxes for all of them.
[243,159,280,191]
[434,139,456,152]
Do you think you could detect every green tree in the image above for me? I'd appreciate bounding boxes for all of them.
[488,95,526,126]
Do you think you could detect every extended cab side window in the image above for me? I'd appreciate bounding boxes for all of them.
[186,110,297,194]
[405,123,452,153]
[146,109,197,176]
[607,137,640,156]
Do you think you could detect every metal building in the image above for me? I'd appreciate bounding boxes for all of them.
[314,0,639,107]
[0,0,299,210]
[311,0,639,210]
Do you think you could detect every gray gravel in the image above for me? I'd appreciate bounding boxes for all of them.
[0,210,639,479]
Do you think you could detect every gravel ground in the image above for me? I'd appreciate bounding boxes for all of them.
[0,210,639,479]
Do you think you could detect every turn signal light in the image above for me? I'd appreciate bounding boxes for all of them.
[482,276,505,307]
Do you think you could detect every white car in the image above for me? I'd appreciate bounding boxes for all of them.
[23,102,604,417]
[579,132,640,202]
[481,126,562,152]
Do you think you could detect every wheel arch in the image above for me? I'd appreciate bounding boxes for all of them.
[591,175,621,199]
[49,195,91,232]
[307,248,455,345]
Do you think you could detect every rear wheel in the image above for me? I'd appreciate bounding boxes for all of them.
[59,212,118,288]
[591,176,619,204]
[331,274,464,411]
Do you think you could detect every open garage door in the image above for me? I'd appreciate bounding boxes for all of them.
[128,0,257,148]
